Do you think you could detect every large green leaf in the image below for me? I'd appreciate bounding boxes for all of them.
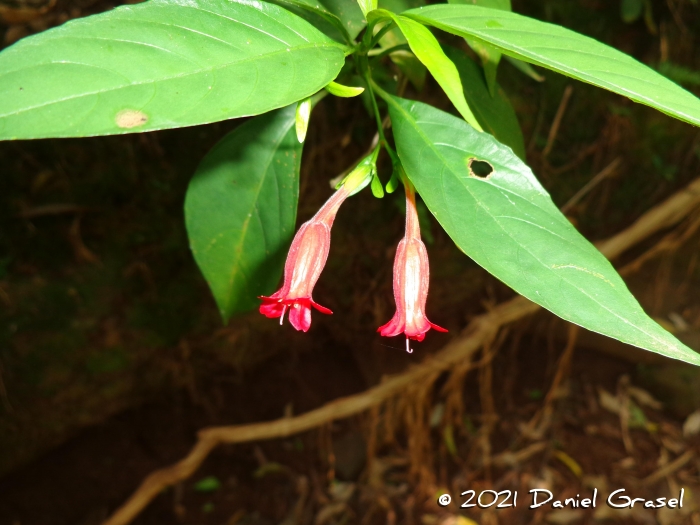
[185,105,301,321]
[386,94,700,365]
[405,4,700,127]
[0,0,347,140]
[445,45,525,159]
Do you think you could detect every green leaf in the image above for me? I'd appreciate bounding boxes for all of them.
[357,0,377,17]
[447,0,511,96]
[193,476,222,493]
[370,173,385,197]
[319,0,367,38]
[382,12,481,130]
[658,61,700,88]
[0,0,347,140]
[621,0,644,23]
[185,105,301,321]
[405,4,700,127]
[377,0,427,90]
[450,0,510,8]
[325,81,365,97]
[296,98,312,142]
[504,55,544,82]
[445,45,525,159]
[378,0,425,12]
[269,0,366,41]
[386,94,700,366]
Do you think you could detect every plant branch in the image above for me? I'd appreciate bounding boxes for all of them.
[368,43,411,59]
[102,175,700,525]
[360,57,397,162]
[367,20,395,50]
[542,84,574,159]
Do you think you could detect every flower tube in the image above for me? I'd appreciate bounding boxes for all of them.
[259,186,348,331]
[259,152,376,331]
[378,183,447,349]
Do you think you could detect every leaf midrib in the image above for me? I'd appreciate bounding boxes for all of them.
[0,43,342,119]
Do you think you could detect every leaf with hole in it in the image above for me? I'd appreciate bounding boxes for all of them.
[405,4,700,127]
[0,0,347,140]
[445,45,525,159]
[185,105,301,321]
[386,94,700,366]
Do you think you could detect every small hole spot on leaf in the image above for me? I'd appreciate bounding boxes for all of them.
[467,157,494,179]
[115,109,148,129]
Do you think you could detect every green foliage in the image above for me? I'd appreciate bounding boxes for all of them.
[194,476,222,492]
[270,0,366,41]
[376,0,428,90]
[378,11,481,129]
[448,0,511,96]
[620,0,644,23]
[357,0,378,17]
[0,0,346,139]
[658,61,700,88]
[445,45,525,159]
[406,4,700,126]
[185,105,301,321]
[386,94,700,365]
[326,81,366,97]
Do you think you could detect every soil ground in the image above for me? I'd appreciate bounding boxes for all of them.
[1,321,700,525]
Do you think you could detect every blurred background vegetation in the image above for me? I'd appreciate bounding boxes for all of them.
[2,0,700,524]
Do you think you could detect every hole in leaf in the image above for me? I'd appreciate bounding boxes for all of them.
[468,158,494,179]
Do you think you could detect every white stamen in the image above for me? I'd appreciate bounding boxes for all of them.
[280,305,288,325]
[406,338,413,354]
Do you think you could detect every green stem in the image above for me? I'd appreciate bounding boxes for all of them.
[357,56,388,149]
[367,77,393,105]
[367,21,395,50]
[368,43,411,59]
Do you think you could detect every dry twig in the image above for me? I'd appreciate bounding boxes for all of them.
[542,85,574,159]
[103,175,700,525]
[561,158,622,214]
[642,449,695,486]
[619,211,700,276]
[522,324,579,439]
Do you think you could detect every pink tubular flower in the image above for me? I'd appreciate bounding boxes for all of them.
[259,185,350,332]
[378,184,447,349]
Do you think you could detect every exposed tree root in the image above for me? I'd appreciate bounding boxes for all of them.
[102,176,700,525]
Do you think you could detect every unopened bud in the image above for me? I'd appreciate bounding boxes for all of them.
[295,98,312,143]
